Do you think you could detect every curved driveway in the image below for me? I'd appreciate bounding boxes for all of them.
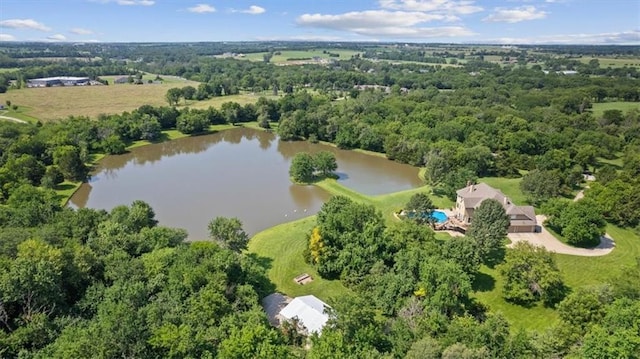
[507,215,614,257]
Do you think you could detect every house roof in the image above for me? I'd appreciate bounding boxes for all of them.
[457,183,536,222]
[279,295,330,334]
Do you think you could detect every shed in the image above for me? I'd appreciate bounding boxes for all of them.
[279,295,330,335]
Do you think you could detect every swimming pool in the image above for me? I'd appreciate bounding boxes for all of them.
[404,210,449,223]
[430,210,448,223]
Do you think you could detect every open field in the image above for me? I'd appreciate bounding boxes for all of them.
[578,56,640,68]
[99,73,189,84]
[242,49,362,64]
[0,106,40,123]
[183,93,280,109]
[0,83,277,121]
[0,68,19,73]
[592,101,640,118]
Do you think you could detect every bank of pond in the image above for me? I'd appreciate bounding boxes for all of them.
[69,127,423,239]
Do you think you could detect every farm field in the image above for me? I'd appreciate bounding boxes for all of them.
[592,101,640,118]
[0,81,274,121]
[242,49,362,63]
[578,56,640,68]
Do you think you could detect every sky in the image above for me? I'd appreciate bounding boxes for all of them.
[0,0,638,44]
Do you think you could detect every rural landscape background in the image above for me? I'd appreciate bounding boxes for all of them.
[1,0,640,357]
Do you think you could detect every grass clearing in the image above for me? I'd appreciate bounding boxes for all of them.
[556,225,640,288]
[0,82,193,121]
[247,216,351,301]
[182,93,279,110]
[478,176,527,205]
[243,49,362,64]
[471,265,560,331]
[578,57,640,69]
[0,84,277,121]
[591,101,640,118]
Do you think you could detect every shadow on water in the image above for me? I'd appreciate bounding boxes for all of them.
[335,172,350,180]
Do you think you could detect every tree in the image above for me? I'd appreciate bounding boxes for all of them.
[53,145,87,181]
[207,217,249,252]
[545,199,606,247]
[289,152,315,183]
[498,242,567,306]
[165,88,182,106]
[313,151,337,177]
[520,169,562,204]
[404,193,435,224]
[41,166,64,189]
[465,199,509,261]
[181,86,196,101]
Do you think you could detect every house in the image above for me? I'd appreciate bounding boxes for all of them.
[454,183,537,233]
[27,76,90,87]
[278,295,330,335]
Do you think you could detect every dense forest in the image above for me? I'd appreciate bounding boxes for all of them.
[0,42,639,358]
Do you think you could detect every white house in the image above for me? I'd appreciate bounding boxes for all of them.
[279,295,330,335]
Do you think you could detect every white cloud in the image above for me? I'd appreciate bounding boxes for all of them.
[379,0,483,15]
[93,0,154,5]
[46,34,67,41]
[70,27,94,35]
[188,4,216,13]
[299,10,458,28]
[230,5,267,15]
[297,10,472,38]
[243,5,266,14]
[483,6,547,23]
[486,30,640,45]
[0,34,16,41]
[0,19,51,31]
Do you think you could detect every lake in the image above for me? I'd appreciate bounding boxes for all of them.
[69,128,422,239]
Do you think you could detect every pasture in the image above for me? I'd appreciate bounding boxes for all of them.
[242,49,362,64]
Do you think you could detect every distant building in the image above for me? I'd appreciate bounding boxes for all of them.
[279,295,330,335]
[27,76,90,87]
[114,76,129,84]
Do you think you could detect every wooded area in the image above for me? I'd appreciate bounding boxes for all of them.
[0,42,639,358]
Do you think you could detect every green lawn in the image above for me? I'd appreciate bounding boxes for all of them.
[556,225,640,288]
[247,216,351,302]
[478,176,527,205]
[0,106,40,124]
[471,265,559,331]
[578,57,640,69]
[592,101,640,118]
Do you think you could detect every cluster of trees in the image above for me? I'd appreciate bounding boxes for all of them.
[303,194,637,357]
[289,151,337,183]
[543,198,607,247]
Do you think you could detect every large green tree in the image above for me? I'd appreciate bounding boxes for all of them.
[207,217,249,252]
[465,198,510,261]
[289,152,315,183]
[498,242,567,306]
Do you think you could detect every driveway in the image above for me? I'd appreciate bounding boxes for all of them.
[507,215,615,257]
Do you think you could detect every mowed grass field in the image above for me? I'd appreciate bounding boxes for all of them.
[243,49,362,64]
[0,82,274,121]
[592,101,640,118]
[579,56,640,68]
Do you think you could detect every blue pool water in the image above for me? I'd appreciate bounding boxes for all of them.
[405,210,448,223]
[431,210,448,223]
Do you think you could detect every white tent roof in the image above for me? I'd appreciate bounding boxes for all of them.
[279,295,330,334]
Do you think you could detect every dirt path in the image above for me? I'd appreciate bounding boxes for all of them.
[0,115,27,124]
[507,215,614,256]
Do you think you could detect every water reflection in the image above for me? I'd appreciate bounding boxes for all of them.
[70,128,421,239]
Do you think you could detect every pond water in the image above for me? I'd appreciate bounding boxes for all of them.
[69,128,422,239]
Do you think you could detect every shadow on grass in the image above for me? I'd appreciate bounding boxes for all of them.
[484,247,506,269]
[55,183,77,191]
[244,252,277,297]
[472,272,496,292]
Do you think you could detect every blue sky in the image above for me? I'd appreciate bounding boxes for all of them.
[0,0,638,44]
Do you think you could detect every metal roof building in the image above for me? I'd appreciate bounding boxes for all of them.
[279,295,330,335]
